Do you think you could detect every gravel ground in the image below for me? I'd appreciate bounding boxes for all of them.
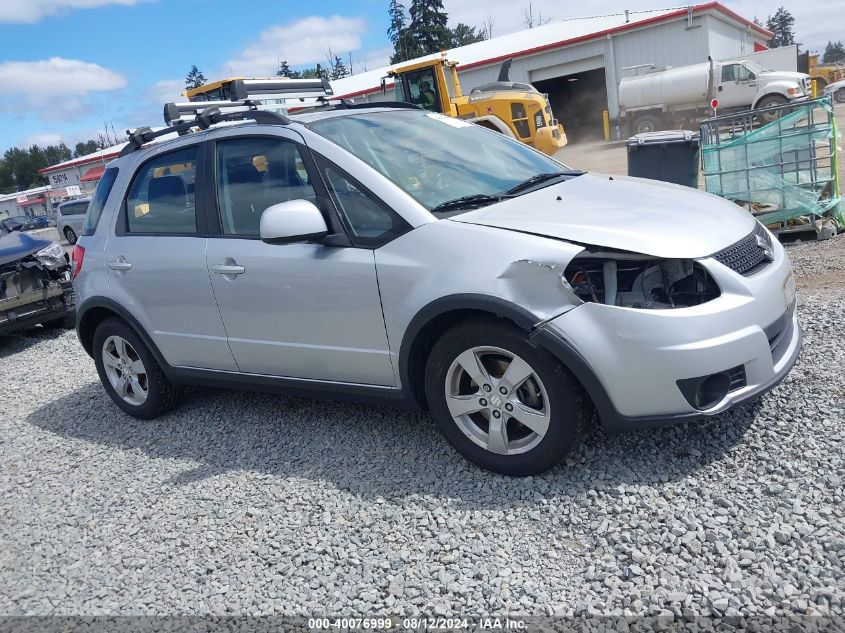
[0,237,843,623]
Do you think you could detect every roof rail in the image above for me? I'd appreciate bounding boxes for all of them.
[120,105,291,157]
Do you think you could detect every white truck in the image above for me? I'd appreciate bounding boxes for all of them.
[619,57,811,134]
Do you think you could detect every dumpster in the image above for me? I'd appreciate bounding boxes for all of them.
[626,130,700,188]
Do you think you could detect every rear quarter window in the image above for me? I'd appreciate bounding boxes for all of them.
[81,168,119,236]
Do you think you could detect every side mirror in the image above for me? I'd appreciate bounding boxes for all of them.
[259,200,329,244]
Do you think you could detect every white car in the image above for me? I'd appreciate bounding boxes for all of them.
[823,79,845,103]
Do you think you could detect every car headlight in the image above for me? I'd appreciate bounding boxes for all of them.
[563,252,720,309]
[35,241,67,270]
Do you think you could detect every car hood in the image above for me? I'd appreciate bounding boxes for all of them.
[450,173,756,258]
[0,230,52,266]
[761,70,807,85]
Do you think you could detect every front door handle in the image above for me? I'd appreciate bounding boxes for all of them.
[109,257,132,271]
[212,263,245,275]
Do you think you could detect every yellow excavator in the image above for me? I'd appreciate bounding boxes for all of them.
[385,54,567,156]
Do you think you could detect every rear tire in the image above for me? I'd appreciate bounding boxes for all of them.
[63,226,77,244]
[633,114,661,134]
[93,317,179,419]
[424,318,589,476]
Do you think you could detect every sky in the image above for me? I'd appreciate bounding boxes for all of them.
[0,0,839,155]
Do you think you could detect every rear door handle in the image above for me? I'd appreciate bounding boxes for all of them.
[211,263,245,275]
[108,257,132,271]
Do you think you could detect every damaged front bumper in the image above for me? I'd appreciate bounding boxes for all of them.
[533,239,802,432]
[0,265,75,334]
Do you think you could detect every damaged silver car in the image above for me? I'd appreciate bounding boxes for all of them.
[0,225,75,333]
[73,82,801,475]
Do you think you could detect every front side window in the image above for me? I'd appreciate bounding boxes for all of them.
[404,69,440,111]
[82,167,118,236]
[320,162,409,245]
[215,137,318,236]
[721,64,739,82]
[125,146,198,234]
[310,110,567,212]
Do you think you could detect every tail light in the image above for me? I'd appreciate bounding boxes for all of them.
[71,244,85,279]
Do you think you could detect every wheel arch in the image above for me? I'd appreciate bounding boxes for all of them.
[398,294,542,409]
[76,297,172,376]
[752,91,789,109]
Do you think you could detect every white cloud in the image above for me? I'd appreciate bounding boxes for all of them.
[222,15,368,76]
[0,57,126,98]
[20,132,65,147]
[0,0,146,23]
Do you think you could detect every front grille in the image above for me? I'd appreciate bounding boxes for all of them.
[711,223,774,276]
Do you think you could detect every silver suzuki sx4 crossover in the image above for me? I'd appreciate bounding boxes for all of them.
[72,94,800,475]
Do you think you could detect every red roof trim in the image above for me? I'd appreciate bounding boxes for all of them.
[337,2,772,101]
[39,150,120,175]
[80,164,106,182]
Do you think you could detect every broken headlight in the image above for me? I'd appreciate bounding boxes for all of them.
[564,253,720,309]
[35,242,67,270]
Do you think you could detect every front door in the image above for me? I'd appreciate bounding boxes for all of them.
[204,134,395,385]
[717,63,758,108]
[105,143,238,371]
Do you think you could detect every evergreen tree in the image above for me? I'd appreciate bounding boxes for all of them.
[73,140,100,158]
[765,7,795,48]
[388,0,408,61]
[822,41,845,63]
[450,23,486,47]
[275,60,293,77]
[300,64,328,79]
[407,0,450,56]
[330,55,349,79]
[185,65,207,90]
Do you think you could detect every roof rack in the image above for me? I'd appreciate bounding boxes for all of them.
[120,106,291,157]
[229,77,333,101]
[119,77,421,157]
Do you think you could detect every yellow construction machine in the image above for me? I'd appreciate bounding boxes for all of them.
[385,55,567,156]
[808,54,845,91]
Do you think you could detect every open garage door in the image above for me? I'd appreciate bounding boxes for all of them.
[532,64,609,143]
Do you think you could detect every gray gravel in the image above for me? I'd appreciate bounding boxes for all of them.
[1,239,843,620]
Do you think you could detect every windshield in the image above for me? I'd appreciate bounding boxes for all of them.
[309,110,571,212]
[745,60,767,74]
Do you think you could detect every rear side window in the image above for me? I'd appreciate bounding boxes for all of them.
[125,146,198,235]
[62,202,89,216]
[81,168,118,236]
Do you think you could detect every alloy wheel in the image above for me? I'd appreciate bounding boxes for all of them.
[444,346,550,456]
[102,335,148,406]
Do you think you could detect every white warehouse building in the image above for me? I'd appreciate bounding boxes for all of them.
[332,2,772,140]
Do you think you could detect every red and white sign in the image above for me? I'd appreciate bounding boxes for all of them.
[16,195,27,204]
[710,98,719,109]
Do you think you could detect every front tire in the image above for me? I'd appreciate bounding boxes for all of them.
[424,318,589,476]
[93,317,179,419]
[757,95,788,122]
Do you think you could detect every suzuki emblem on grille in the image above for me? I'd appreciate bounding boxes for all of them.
[756,234,774,262]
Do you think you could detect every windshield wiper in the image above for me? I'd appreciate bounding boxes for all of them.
[504,170,583,195]
[430,193,510,214]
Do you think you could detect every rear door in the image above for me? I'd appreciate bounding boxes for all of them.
[203,130,395,385]
[105,142,238,371]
